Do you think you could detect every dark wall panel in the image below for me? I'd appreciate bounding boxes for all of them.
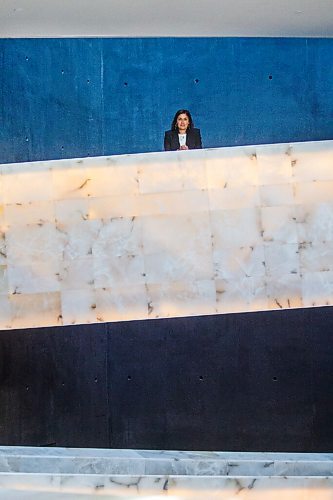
[0,306,332,451]
[0,323,109,447]
[0,38,332,163]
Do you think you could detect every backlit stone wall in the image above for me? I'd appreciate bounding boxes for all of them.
[0,140,332,329]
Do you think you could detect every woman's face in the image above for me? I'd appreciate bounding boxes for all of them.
[177,113,189,133]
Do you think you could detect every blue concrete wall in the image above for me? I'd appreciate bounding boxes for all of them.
[0,38,332,163]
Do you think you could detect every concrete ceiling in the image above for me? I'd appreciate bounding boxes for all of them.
[0,0,333,38]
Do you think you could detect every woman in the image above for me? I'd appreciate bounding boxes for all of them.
[164,109,202,151]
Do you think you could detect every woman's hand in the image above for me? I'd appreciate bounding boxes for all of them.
[179,145,189,150]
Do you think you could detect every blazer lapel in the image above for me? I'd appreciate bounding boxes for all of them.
[173,130,180,150]
[185,129,195,149]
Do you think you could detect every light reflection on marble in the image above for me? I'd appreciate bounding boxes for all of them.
[0,476,331,499]
[0,140,332,329]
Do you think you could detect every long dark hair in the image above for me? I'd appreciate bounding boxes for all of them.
[171,109,194,132]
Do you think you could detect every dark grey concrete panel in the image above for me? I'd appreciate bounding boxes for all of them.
[0,307,331,451]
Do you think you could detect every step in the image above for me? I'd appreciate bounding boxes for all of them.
[0,447,332,476]
[0,473,331,499]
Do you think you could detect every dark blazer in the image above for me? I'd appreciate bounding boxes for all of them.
[164,128,202,151]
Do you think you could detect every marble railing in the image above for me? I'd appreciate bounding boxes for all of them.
[0,140,332,329]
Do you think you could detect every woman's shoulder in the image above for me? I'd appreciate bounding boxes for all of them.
[165,128,200,134]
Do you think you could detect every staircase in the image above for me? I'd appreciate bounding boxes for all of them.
[0,447,331,498]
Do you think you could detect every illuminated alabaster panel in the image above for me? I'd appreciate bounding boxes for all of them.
[0,140,332,329]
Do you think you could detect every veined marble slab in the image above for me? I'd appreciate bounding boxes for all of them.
[0,448,330,499]
[0,447,331,477]
[0,473,331,499]
[0,140,333,329]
